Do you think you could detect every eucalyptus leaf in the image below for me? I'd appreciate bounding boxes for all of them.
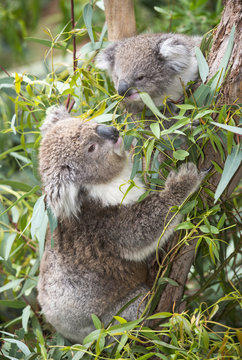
[210,25,235,94]
[3,233,16,260]
[173,149,189,160]
[214,144,242,203]
[3,338,31,356]
[139,92,167,119]
[0,279,24,294]
[211,121,242,136]
[31,195,48,258]
[150,122,161,139]
[83,3,94,43]
[195,47,209,83]
[0,300,26,308]
[22,305,31,332]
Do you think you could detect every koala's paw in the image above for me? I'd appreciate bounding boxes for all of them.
[165,162,205,197]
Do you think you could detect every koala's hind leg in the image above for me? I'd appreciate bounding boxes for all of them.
[103,285,149,329]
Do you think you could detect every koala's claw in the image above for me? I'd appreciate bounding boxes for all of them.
[165,162,204,195]
[200,164,213,174]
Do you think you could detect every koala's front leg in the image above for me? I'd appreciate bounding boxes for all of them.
[112,163,206,262]
[164,162,205,203]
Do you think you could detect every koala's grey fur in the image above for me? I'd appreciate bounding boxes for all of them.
[37,106,205,343]
[96,33,201,113]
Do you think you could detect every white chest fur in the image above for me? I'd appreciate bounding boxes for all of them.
[86,157,145,206]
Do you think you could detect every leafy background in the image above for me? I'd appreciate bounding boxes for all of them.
[0,0,241,359]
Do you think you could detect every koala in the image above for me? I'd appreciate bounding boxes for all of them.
[37,106,206,344]
[96,33,201,113]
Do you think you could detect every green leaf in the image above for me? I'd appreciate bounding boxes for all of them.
[199,225,219,234]
[145,139,155,169]
[211,121,242,136]
[209,304,219,320]
[94,114,119,123]
[217,213,226,230]
[83,3,94,43]
[26,37,66,49]
[147,312,172,320]
[214,144,242,203]
[116,334,129,354]
[3,338,31,356]
[160,117,190,136]
[175,221,195,230]
[15,72,22,94]
[83,329,102,344]
[210,24,235,92]
[195,47,209,83]
[180,199,198,214]
[173,149,189,160]
[72,349,87,360]
[0,185,41,217]
[139,92,167,119]
[108,318,143,335]
[211,161,223,174]
[31,195,48,258]
[91,314,102,329]
[0,279,24,293]
[0,300,26,308]
[22,305,31,332]
[47,207,58,249]
[176,104,195,110]
[3,233,16,260]
[150,122,161,139]
[158,277,179,287]
[192,83,211,107]
[194,109,214,119]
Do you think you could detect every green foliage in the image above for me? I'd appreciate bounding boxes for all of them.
[0,0,46,67]
[0,1,241,359]
[138,0,223,34]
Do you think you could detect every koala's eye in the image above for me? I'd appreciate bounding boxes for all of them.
[88,144,96,153]
[136,75,145,81]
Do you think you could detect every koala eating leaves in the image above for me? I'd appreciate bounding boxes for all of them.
[96,33,201,113]
[37,106,206,343]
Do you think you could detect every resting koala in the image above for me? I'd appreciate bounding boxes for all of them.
[37,106,205,343]
[96,33,201,113]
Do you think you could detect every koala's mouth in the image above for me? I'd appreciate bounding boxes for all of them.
[113,136,124,156]
[125,89,140,101]
[126,92,140,101]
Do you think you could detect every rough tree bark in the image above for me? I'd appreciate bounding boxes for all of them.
[102,0,241,317]
[103,0,136,40]
[155,0,241,317]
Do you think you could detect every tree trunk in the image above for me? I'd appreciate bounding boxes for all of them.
[154,0,242,317]
[103,0,136,41]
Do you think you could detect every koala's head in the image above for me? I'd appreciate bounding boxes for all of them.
[96,33,200,110]
[39,106,126,218]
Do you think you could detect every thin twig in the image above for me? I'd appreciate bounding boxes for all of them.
[69,99,75,112]
[71,0,78,73]
[66,94,71,109]
[0,65,10,77]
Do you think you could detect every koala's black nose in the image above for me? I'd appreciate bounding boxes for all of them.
[96,125,119,143]
[118,79,130,96]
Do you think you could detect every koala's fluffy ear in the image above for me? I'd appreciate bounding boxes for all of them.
[41,106,70,137]
[96,43,118,73]
[157,38,189,73]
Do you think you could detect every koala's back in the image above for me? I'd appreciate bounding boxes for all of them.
[38,203,148,343]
